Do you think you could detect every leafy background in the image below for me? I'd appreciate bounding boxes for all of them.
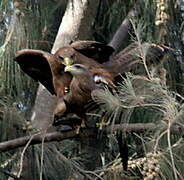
[0,0,184,179]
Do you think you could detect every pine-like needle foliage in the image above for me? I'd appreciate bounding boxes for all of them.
[1,0,184,180]
[91,11,184,179]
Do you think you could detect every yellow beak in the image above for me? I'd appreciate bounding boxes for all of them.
[63,57,74,66]
[64,65,74,72]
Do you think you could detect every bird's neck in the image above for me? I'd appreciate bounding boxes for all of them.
[72,73,96,92]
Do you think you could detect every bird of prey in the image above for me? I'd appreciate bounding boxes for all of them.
[14,41,172,125]
[53,64,113,131]
[53,64,114,125]
[14,41,114,98]
[54,42,172,127]
[14,41,173,172]
[64,64,97,105]
[55,40,114,66]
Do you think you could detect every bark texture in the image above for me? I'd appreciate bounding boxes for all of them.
[1,123,183,152]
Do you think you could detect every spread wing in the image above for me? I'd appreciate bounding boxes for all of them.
[103,42,173,77]
[14,49,56,95]
[71,40,114,63]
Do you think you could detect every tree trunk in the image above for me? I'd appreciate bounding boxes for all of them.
[31,0,99,132]
[22,1,100,179]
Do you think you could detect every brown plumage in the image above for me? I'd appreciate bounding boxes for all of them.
[56,43,115,89]
[14,41,114,98]
[14,49,72,98]
[55,46,103,68]
[14,41,115,126]
[70,40,114,62]
[54,64,97,117]
[103,42,173,77]
[55,40,114,66]
[54,42,172,119]
[53,64,99,125]
[65,64,97,105]
[14,41,172,126]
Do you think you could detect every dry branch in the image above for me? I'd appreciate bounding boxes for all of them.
[0,123,183,152]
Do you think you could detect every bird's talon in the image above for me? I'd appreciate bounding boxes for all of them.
[96,121,109,130]
[75,126,81,134]
[81,119,86,128]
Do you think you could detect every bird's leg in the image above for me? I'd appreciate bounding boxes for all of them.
[75,125,81,134]
[53,99,67,126]
[74,119,86,134]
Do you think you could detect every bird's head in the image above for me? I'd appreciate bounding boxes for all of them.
[60,56,74,66]
[56,47,75,66]
[64,64,88,75]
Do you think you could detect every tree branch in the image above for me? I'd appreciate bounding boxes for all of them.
[0,123,183,152]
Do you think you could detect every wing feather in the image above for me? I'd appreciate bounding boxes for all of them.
[14,49,56,95]
[71,40,114,63]
[103,42,173,77]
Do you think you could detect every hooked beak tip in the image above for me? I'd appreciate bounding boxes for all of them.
[64,66,72,72]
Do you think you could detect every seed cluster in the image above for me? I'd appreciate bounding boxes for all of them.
[142,152,161,180]
[13,1,25,17]
[128,152,161,180]
[155,0,169,26]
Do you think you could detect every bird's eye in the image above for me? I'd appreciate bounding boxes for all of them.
[59,56,64,61]
[74,64,82,69]
[70,54,75,59]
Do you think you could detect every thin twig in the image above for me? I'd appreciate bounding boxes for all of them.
[167,123,178,180]
[17,134,36,178]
